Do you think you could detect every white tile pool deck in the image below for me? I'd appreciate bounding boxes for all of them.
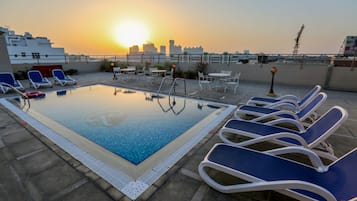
[1,72,356,201]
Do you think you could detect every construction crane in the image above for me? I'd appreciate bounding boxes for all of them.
[293,24,305,55]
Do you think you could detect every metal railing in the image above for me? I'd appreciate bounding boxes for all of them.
[8,53,342,65]
[157,77,187,97]
[156,77,187,116]
[0,82,30,107]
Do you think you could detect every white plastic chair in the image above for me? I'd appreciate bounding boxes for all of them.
[112,67,121,80]
[198,72,211,91]
[224,73,240,94]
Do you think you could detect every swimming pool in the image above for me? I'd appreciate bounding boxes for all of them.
[1,84,236,199]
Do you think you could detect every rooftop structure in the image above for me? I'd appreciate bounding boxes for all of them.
[142,43,158,55]
[159,45,166,55]
[341,36,357,56]
[169,40,182,56]
[183,46,204,54]
[0,26,65,64]
[129,45,140,55]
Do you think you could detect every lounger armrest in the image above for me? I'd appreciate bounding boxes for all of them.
[15,80,24,89]
[267,100,299,111]
[234,108,260,120]
[66,75,76,81]
[199,162,336,200]
[266,118,305,132]
[235,132,309,147]
[246,99,262,106]
[0,83,10,94]
[265,147,328,172]
[276,94,299,101]
[253,110,300,122]
[43,78,53,85]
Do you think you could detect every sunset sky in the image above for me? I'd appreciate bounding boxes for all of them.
[1,0,357,55]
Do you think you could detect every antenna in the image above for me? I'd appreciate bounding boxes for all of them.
[293,24,305,55]
[338,38,347,56]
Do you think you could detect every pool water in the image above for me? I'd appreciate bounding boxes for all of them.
[17,85,219,165]
[3,84,236,199]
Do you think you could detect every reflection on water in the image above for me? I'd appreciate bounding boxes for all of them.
[157,96,186,115]
[144,93,165,101]
[86,111,128,127]
[56,90,67,96]
[15,85,222,165]
[114,88,136,96]
[197,103,221,110]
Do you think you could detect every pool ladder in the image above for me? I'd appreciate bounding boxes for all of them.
[156,77,187,115]
[0,82,30,107]
[157,77,187,97]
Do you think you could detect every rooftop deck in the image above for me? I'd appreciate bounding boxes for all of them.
[1,72,356,201]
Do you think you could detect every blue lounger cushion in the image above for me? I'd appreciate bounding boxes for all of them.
[0,72,25,93]
[247,85,321,109]
[237,92,326,122]
[52,69,77,86]
[203,144,357,201]
[28,70,53,89]
[238,105,297,119]
[222,106,347,147]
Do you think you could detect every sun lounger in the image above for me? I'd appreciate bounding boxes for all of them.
[28,70,53,89]
[0,72,25,94]
[219,106,348,160]
[247,85,321,111]
[235,92,327,124]
[199,143,357,201]
[52,69,77,86]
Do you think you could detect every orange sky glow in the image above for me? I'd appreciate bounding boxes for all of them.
[1,0,356,55]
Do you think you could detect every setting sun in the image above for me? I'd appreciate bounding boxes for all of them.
[114,20,150,47]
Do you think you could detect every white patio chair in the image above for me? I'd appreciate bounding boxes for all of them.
[112,67,121,80]
[198,72,211,91]
[224,72,240,94]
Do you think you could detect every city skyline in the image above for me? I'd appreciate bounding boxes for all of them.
[128,40,206,56]
[1,0,357,55]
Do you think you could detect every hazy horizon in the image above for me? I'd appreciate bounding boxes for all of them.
[1,0,356,55]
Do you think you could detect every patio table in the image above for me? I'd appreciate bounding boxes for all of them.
[208,73,231,91]
[151,70,167,77]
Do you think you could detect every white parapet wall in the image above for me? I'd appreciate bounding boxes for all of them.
[205,63,329,87]
[327,66,357,91]
[9,61,357,92]
[178,62,357,91]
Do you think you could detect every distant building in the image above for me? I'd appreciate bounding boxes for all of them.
[143,43,157,55]
[243,50,250,54]
[0,26,65,64]
[342,36,357,56]
[183,46,203,54]
[65,54,92,63]
[159,45,166,55]
[169,40,182,55]
[235,50,250,55]
[129,45,140,55]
